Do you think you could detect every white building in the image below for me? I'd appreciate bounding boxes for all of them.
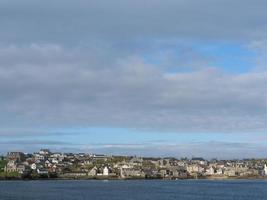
[187,164,204,174]
[264,164,267,175]
[103,166,109,176]
[31,163,37,170]
[51,158,59,164]
[216,168,223,175]
[205,167,214,175]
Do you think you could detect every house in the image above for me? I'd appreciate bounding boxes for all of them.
[239,169,259,177]
[50,164,58,172]
[63,172,87,177]
[84,160,93,165]
[187,164,204,174]
[216,168,223,175]
[96,166,112,176]
[159,169,168,178]
[7,152,26,162]
[170,169,179,177]
[31,163,37,170]
[50,153,65,162]
[177,161,186,167]
[143,169,160,178]
[37,168,49,175]
[5,160,17,172]
[158,159,170,167]
[51,158,59,164]
[205,167,215,175]
[177,170,188,179]
[33,154,45,161]
[92,154,110,161]
[120,168,145,178]
[114,161,133,169]
[191,157,206,165]
[39,149,51,156]
[264,164,267,175]
[45,160,52,167]
[224,168,236,177]
[88,167,97,176]
[16,164,26,174]
[103,166,109,176]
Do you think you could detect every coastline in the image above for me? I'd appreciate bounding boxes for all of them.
[1,176,267,181]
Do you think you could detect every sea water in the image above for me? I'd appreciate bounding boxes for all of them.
[0,179,266,200]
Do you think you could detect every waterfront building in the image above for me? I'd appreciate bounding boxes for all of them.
[88,167,98,176]
[216,168,223,175]
[120,168,145,178]
[16,164,26,174]
[264,164,267,175]
[5,160,17,172]
[205,167,215,175]
[103,166,109,176]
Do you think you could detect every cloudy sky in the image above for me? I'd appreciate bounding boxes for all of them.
[1,0,267,158]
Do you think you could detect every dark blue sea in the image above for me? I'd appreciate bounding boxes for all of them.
[0,180,266,200]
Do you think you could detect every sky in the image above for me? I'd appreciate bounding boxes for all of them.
[1,0,267,159]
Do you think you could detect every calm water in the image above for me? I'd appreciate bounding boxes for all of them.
[0,180,266,200]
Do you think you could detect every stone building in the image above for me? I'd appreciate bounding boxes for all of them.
[7,152,26,162]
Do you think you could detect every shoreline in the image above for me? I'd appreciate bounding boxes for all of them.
[1,176,267,181]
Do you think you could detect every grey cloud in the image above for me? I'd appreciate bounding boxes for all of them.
[0,0,267,45]
[0,140,73,145]
[1,1,267,139]
[0,44,267,134]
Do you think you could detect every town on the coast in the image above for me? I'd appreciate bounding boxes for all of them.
[1,149,267,180]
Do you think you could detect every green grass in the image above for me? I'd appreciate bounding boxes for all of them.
[0,161,20,179]
[0,160,7,172]
[0,171,20,178]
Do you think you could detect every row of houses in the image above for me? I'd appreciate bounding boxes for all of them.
[3,150,267,179]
